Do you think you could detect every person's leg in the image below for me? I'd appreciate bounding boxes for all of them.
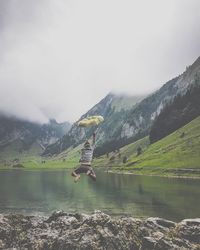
[87,167,96,181]
[74,174,80,182]
[71,165,89,182]
[71,171,77,177]
[71,168,81,182]
[86,170,91,175]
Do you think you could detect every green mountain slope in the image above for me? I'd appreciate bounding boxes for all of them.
[94,116,200,177]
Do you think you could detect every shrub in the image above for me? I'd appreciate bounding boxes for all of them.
[123,156,127,164]
[12,164,24,168]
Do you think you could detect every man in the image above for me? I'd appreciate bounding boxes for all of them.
[71,133,96,182]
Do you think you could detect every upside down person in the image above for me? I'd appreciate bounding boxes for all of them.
[71,133,96,182]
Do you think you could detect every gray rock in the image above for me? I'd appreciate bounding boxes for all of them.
[142,236,157,249]
[177,218,200,244]
[0,211,199,250]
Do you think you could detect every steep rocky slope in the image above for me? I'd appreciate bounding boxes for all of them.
[121,56,200,139]
[44,94,144,155]
[150,82,200,143]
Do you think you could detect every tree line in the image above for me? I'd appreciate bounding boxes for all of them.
[149,81,200,143]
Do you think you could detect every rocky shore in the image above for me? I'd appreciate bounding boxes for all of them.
[0,211,199,250]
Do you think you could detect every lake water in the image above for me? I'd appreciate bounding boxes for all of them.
[0,169,199,221]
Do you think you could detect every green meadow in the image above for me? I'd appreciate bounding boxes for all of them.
[1,116,200,178]
[93,116,200,177]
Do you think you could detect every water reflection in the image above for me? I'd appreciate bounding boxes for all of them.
[0,169,199,221]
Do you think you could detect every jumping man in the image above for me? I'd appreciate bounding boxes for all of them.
[71,133,96,182]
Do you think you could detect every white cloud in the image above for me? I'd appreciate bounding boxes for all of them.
[0,0,200,123]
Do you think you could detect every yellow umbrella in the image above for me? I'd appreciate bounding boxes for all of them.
[78,115,104,127]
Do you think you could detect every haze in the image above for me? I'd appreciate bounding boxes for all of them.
[0,0,200,123]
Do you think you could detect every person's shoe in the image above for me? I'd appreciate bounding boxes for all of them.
[74,175,80,183]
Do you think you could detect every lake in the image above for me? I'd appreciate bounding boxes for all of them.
[0,169,199,221]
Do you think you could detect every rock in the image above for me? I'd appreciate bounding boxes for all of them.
[145,217,175,231]
[180,218,200,227]
[0,211,199,249]
[142,236,157,249]
[45,210,68,223]
[177,218,200,244]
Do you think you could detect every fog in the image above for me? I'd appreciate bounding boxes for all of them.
[0,0,200,123]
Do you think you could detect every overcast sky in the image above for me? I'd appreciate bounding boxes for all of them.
[0,0,200,123]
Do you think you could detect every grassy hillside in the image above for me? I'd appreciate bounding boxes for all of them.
[94,116,200,177]
[0,141,43,160]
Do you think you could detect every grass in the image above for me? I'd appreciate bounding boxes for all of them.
[1,116,200,178]
[0,143,81,170]
[0,158,78,170]
[93,116,200,177]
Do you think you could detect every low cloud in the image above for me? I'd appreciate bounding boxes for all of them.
[0,0,200,123]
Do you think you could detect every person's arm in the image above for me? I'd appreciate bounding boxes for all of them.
[92,132,96,147]
[79,149,83,162]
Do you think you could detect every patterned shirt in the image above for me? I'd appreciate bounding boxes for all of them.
[80,145,95,165]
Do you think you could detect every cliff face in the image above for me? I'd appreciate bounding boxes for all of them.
[149,82,200,143]
[0,211,199,250]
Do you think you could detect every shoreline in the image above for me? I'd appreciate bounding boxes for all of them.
[105,169,200,179]
[1,166,200,179]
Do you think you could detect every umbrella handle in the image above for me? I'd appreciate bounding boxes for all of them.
[92,127,99,146]
[94,127,100,134]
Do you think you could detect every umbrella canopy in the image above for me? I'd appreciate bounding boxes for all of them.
[78,115,104,127]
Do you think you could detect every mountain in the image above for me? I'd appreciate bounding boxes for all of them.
[95,56,200,155]
[0,115,71,159]
[43,94,145,155]
[149,81,200,143]
[120,57,200,138]
[44,56,200,156]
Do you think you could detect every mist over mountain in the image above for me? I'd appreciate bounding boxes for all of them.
[44,56,200,156]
